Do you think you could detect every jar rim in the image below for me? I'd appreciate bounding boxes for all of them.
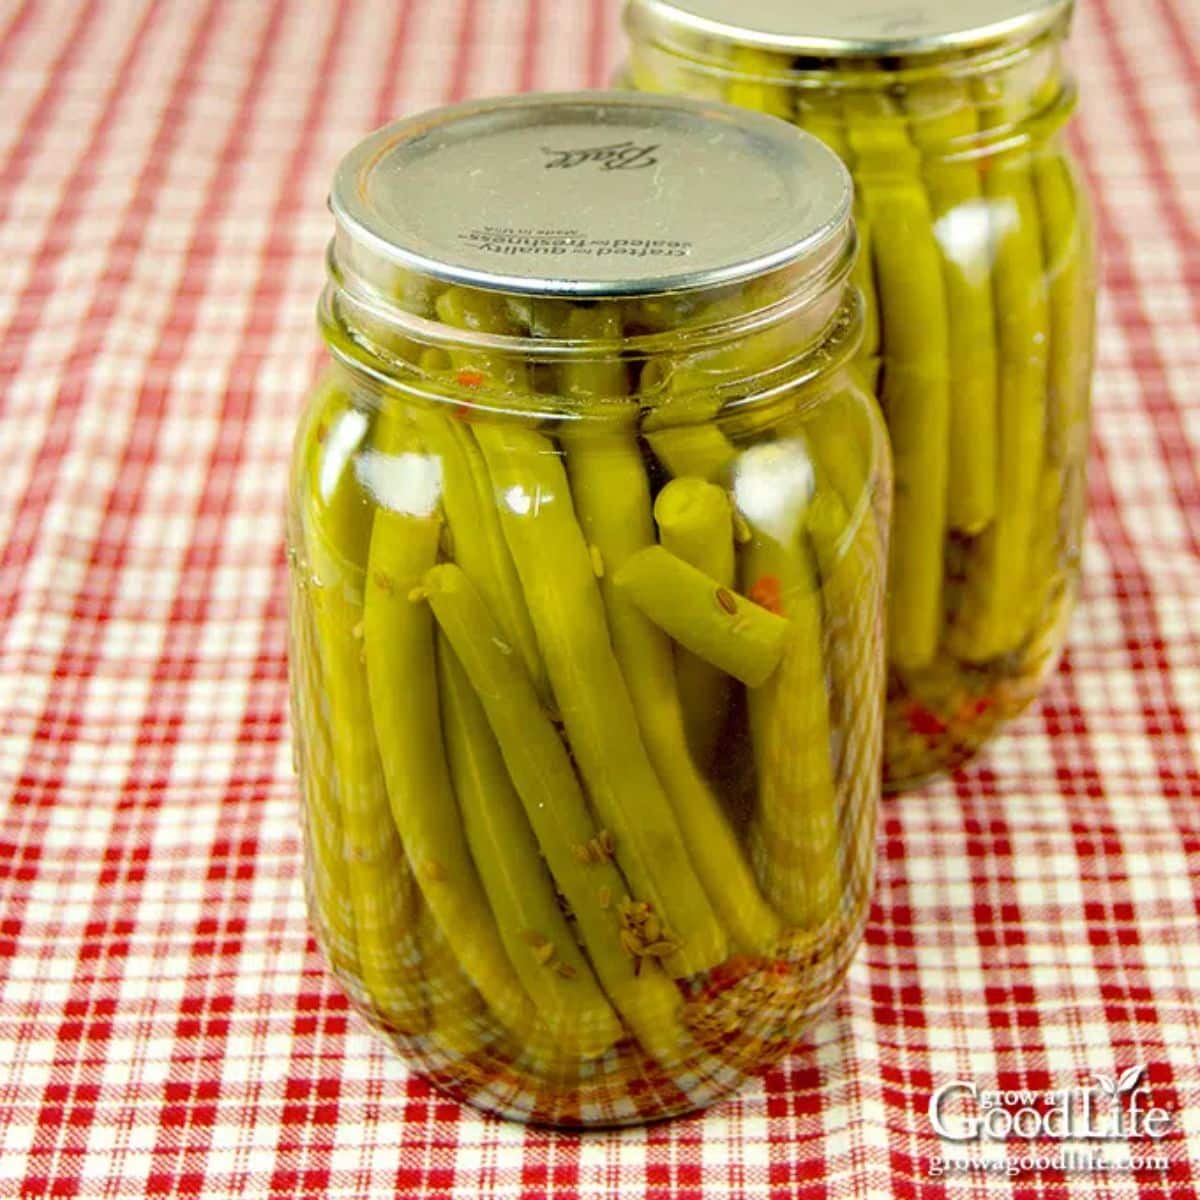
[624,0,1073,61]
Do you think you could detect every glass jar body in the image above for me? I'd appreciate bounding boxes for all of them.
[287,307,890,1125]
[624,23,1097,787]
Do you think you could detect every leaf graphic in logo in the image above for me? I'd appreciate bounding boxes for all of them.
[1093,1074,1117,1097]
[1117,1065,1145,1095]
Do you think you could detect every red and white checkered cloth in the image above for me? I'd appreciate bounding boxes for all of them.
[1,0,1198,1195]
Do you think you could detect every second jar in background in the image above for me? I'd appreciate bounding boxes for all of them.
[625,0,1098,787]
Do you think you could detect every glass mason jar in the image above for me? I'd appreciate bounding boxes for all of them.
[288,93,891,1126]
[624,0,1097,788]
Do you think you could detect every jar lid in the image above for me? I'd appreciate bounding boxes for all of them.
[331,91,851,299]
[626,0,1073,58]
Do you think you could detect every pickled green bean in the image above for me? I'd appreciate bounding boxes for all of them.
[741,528,842,930]
[291,594,359,982]
[362,408,536,1042]
[472,420,726,978]
[560,304,778,952]
[419,903,493,1061]
[293,378,360,981]
[566,430,781,955]
[947,85,1050,664]
[1020,149,1093,647]
[300,382,425,1036]
[653,478,736,767]
[725,46,792,120]
[844,91,951,671]
[408,403,549,702]
[646,424,737,483]
[421,563,691,1066]
[806,487,885,867]
[795,89,881,387]
[905,77,999,535]
[614,545,791,688]
[438,634,623,1059]
[1035,150,1094,470]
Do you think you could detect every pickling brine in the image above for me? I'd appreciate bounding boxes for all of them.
[623,0,1097,787]
[288,92,890,1125]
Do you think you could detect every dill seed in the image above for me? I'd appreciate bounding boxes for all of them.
[597,886,612,910]
[644,940,679,957]
[555,962,577,980]
[715,587,738,616]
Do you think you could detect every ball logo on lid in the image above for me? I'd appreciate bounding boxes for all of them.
[540,141,661,171]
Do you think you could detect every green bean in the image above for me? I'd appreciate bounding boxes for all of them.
[291,592,359,982]
[806,488,885,868]
[421,563,691,1066]
[946,82,1050,664]
[741,525,842,930]
[437,634,623,1060]
[640,274,829,434]
[418,903,493,1061]
[725,46,793,120]
[1008,151,1090,647]
[844,91,951,672]
[795,89,881,388]
[300,380,425,1036]
[788,385,877,514]
[646,424,738,483]
[407,403,549,703]
[615,545,791,688]
[558,303,628,398]
[472,420,726,978]
[567,441,781,955]
[1035,150,1095,470]
[560,305,778,951]
[652,478,736,767]
[434,295,724,974]
[292,377,361,981]
[434,286,528,390]
[905,77,999,535]
[362,407,536,1041]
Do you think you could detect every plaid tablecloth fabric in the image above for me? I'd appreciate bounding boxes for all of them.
[1,1,1198,1196]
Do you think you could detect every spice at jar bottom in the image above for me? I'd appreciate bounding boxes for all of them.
[288,92,890,1126]
[623,0,1098,788]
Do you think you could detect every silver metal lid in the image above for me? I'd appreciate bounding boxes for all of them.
[628,0,1073,57]
[331,91,851,298]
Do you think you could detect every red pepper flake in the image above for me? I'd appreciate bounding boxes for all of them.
[748,575,783,616]
[905,702,947,739]
[955,695,996,725]
[456,369,486,389]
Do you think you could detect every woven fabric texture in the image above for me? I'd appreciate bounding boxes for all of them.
[1,0,1198,1196]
